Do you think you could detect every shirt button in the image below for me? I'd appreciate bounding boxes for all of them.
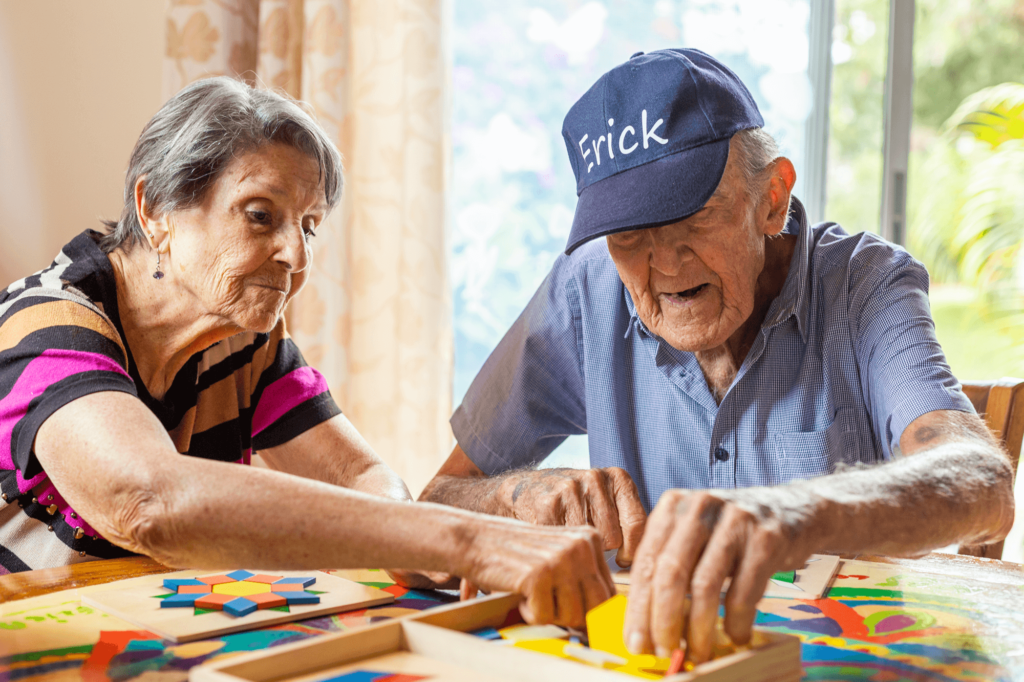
[714,447,730,462]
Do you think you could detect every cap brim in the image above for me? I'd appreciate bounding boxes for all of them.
[564,138,731,255]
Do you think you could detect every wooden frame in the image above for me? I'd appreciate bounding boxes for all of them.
[190,593,801,682]
[960,377,1024,559]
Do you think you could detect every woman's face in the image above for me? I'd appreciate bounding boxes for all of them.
[159,144,327,334]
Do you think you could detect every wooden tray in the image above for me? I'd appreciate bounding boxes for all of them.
[190,593,801,682]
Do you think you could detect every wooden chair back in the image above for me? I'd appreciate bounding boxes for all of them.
[958,377,1024,559]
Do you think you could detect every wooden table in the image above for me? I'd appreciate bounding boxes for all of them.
[2,553,1023,681]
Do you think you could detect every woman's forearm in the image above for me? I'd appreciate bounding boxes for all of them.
[138,456,484,572]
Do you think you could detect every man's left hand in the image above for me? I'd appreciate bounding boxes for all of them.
[623,488,821,663]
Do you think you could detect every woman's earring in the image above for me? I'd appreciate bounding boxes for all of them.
[153,251,164,280]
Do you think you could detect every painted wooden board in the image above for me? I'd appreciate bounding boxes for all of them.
[612,553,842,600]
[83,569,393,643]
[191,593,801,682]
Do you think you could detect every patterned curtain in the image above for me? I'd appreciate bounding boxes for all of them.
[164,0,451,494]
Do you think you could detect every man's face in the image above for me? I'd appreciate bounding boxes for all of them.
[605,141,777,353]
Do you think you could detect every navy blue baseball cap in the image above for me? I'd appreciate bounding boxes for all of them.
[561,48,764,254]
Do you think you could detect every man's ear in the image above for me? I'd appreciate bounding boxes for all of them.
[762,157,796,237]
[133,176,169,253]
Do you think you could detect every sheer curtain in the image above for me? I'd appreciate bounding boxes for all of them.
[164,0,452,494]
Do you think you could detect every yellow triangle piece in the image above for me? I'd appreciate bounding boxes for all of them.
[586,594,670,678]
[513,638,572,658]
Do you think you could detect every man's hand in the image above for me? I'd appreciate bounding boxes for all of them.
[499,467,648,566]
[623,488,820,663]
[421,445,648,567]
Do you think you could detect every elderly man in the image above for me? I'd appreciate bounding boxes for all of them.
[422,49,1014,661]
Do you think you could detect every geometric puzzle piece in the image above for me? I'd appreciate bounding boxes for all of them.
[247,574,283,584]
[771,570,796,584]
[226,570,255,581]
[585,595,669,676]
[586,595,630,659]
[213,581,271,597]
[248,592,288,608]
[197,574,235,586]
[318,673,391,682]
[163,578,207,590]
[223,597,258,617]
[160,593,202,608]
[194,593,233,610]
[375,676,431,682]
[177,584,212,594]
[271,583,308,593]
[275,591,320,605]
[273,576,316,588]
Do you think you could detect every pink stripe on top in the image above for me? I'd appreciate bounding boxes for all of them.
[252,367,329,436]
[0,349,130,485]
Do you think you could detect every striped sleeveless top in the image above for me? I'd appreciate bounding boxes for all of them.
[0,230,340,573]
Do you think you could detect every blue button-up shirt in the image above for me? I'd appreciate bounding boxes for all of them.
[451,199,974,512]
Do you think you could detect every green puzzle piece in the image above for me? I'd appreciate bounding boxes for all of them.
[771,570,795,584]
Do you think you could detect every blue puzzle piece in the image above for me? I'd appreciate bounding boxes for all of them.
[319,672,390,682]
[468,626,502,640]
[272,576,316,588]
[223,597,258,617]
[160,593,201,608]
[162,578,206,590]
[276,591,320,605]
[226,570,255,581]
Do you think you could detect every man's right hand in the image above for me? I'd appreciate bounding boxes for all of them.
[421,445,648,567]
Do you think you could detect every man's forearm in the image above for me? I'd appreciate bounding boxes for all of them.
[419,472,515,516]
[725,442,1015,556]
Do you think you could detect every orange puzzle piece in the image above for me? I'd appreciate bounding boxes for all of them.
[197,574,235,586]
[247,574,283,584]
[194,593,233,610]
[248,592,288,608]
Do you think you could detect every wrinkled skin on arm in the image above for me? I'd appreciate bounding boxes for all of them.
[34,391,614,628]
[421,444,648,567]
[623,409,1014,662]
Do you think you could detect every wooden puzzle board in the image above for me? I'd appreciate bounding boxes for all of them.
[83,569,393,643]
[191,595,802,682]
[612,553,841,599]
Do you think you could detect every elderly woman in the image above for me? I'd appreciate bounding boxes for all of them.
[0,77,612,625]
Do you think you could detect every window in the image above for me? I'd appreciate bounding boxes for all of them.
[452,0,824,466]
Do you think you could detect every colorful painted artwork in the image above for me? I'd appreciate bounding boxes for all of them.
[156,571,321,617]
[3,562,1024,681]
[1,570,456,681]
[752,559,1024,681]
[320,672,430,682]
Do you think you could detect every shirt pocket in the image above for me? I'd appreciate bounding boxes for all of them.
[773,409,857,482]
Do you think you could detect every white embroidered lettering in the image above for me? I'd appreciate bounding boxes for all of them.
[591,135,605,166]
[578,134,593,172]
[642,109,668,148]
[619,126,638,154]
[607,119,615,159]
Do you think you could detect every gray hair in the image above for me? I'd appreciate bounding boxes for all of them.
[100,77,343,253]
[732,127,780,192]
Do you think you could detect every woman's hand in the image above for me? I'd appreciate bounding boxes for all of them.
[458,518,616,628]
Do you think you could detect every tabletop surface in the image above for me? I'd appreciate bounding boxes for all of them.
[2,553,1023,682]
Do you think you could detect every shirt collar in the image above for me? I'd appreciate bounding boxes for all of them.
[622,196,812,342]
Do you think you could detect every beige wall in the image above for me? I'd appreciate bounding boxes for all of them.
[0,1,165,283]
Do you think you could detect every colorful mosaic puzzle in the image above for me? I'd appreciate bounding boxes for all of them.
[155,570,322,617]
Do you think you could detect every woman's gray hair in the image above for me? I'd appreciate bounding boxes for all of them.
[100,77,343,253]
